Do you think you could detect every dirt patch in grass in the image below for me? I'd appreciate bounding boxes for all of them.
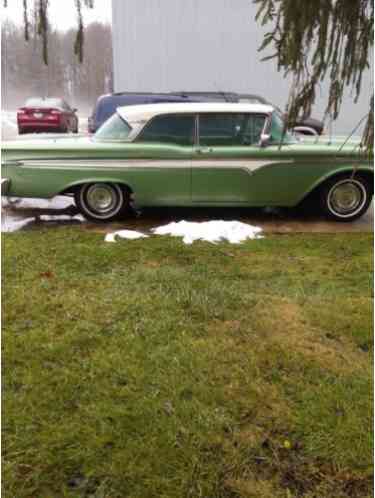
[253,300,368,375]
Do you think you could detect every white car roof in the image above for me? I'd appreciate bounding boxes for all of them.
[117,102,274,124]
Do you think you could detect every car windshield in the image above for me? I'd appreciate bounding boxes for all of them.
[24,98,64,108]
[269,111,295,144]
[94,112,132,141]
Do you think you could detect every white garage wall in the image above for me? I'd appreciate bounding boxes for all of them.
[112,0,373,134]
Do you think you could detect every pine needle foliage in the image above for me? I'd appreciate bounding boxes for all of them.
[255,0,374,147]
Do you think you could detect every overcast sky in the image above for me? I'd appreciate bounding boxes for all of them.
[2,0,112,30]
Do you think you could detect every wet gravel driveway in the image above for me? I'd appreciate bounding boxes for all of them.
[2,195,373,234]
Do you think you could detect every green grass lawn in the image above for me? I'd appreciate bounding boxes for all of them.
[2,229,373,498]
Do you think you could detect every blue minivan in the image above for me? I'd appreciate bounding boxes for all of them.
[89,91,324,136]
[88,93,208,133]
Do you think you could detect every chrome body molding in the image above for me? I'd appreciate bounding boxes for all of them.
[19,158,294,173]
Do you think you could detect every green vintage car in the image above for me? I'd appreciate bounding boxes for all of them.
[1,103,373,222]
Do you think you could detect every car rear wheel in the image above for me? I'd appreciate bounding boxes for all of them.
[75,183,129,222]
[320,174,372,222]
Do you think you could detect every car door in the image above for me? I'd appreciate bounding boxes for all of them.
[192,112,268,203]
[133,113,195,204]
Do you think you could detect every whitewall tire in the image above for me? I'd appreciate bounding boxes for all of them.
[75,183,129,222]
[320,175,372,222]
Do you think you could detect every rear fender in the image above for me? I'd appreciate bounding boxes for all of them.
[298,166,373,204]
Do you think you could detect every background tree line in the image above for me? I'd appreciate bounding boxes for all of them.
[2,19,113,113]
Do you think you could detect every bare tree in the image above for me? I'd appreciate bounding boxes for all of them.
[3,0,95,64]
[2,19,112,111]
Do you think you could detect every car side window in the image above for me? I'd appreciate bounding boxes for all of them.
[136,114,195,146]
[199,113,266,146]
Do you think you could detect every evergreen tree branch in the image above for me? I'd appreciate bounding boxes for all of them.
[255,0,374,148]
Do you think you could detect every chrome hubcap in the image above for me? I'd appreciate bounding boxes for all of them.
[328,180,365,216]
[86,184,117,213]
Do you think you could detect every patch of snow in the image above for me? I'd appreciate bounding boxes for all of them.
[1,111,17,130]
[1,212,83,232]
[105,230,149,243]
[1,217,35,233]
[2,196,73,210]
[105,220,263,245]
[1,196,83,232]
[152,220,263,244]
[38,214,84,222]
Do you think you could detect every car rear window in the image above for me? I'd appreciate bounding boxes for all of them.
[24,98,64,108]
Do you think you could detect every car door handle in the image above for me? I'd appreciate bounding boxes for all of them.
[196,147,213,154]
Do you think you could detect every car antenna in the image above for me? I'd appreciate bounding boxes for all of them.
[279,78,298,150]
[337,113,368,153]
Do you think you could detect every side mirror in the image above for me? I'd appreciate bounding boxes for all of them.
[260,133,271,147]
[73,108,78,113]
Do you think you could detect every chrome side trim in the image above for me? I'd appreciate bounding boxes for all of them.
[20,159,294,174]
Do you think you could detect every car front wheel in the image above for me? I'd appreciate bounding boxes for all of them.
[320,174,372,222]
[75,183,129,222]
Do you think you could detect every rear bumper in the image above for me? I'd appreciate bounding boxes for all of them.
[19,122,62,131]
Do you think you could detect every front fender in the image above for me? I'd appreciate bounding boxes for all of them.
[59,178,135,195]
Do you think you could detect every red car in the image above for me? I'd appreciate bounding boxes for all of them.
[17,97,79,134]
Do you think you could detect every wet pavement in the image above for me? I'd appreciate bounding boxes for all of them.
[2,196,373,234]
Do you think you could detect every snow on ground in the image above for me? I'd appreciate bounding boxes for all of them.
[106,220,263,245]
[1,196,83,232]
[105,230,149,243]
[153,220,263,244]
[2,211,84,232]
[2,196,72,210]
[1,212,84,232]
[1,217,36,233]
[2,111,18,130]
